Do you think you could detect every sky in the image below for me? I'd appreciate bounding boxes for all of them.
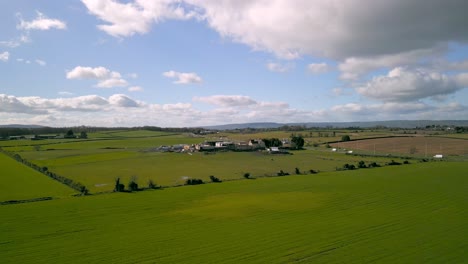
[1,0,468,127]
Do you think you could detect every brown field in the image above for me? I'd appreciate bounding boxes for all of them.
[331,136,468,156]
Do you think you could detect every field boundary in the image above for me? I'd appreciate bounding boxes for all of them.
[0,196,53,206]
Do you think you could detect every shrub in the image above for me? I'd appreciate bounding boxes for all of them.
[343,163,355,170]
[147,179,158,189]
[185,178,204,185]
[209,175,222,183]
[295,167,301,175]
[244,173,251,179]
[387,160,402,166]
[357,161,367,168]
[341,135,351,142]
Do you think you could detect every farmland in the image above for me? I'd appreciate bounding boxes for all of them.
[1,128,467,263]
[0,130,417,193]
[0,161,467,263]
[0,153,76,201]
[331,136,468,157]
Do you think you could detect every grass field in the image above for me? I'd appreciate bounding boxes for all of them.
[331,136,468,157]
[15,148,406,193]
[0,153,76,201]
[1,162,466,263]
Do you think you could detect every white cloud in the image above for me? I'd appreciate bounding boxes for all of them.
[128,86,143,92]
[67,66,114,79]
[0,34,30,48]
[109,94,139,107]
[357,67,465,102]
[35,59,46,66]
[1,93,467,127]
[96,78,129,88]
[163,70,202,84]
[338,48,443,80]
[266,62,293,73]
[307,63,330,74]
[193,95,256,107]
[0,94,47,114]
[66,66,130,88]
[81,0,197,38]
[0,51,9,62]
[17,11,67,31]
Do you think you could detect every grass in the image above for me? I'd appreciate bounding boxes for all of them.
[17,148,406,193]
[331,136,468,157]
[0,153,76,201]
[0,161,466,263]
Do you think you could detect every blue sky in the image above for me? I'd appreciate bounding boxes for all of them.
[1,0,467,127]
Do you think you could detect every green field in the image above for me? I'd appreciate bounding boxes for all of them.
[1,162,466,263]
[0,130,423,193]
[0,153,76,201]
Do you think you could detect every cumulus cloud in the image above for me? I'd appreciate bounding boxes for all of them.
[307,63,330,74]
[81,0,197,37]
[163,70,202,84]
[109,94,139,107]
[338,48,443,80]
[17,11,67,31]
[66,66,130,88]
[357,67,464,102]
[1,93,467,127]
[193,95,256,107]
[266,62,293,73]
[0,94,48,114]
[0,51,9,62]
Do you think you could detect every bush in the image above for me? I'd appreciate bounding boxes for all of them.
[147,179,158,189]
[387,160,402,166]
[244,173,251,179]
[185,178,204,185]
[295,167,301,175]
[368,162,380,168]
[343,163,355,170]
[357,161,367,168]
[309,169,318,174]
[277,170,289,176]
[209,175,222,183]
[128,176,139,191]
[341,135,351,142]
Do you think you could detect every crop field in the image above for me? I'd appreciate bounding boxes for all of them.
[331,136,468,157]
[0,153,76,201]
[2,129,410,193]
[1,161,466,263]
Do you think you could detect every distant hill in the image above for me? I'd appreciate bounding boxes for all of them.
[202,120,468,130]
[0,124,46,128]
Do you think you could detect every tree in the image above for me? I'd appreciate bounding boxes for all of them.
[291,135,305,149]
[243,173,251,179]
[128,176,139,191]
[358,160,367,168]
[295,167,301,175]
[80,131,88,139]
[262,138,282,148]
[114,178,125,192]
[65,129,75,138]
[209,175,221,183]
[341,135,351,142]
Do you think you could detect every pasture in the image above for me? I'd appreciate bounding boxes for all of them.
[1,129,411,193]
[0,162,466,263]
[0,153,76,202]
